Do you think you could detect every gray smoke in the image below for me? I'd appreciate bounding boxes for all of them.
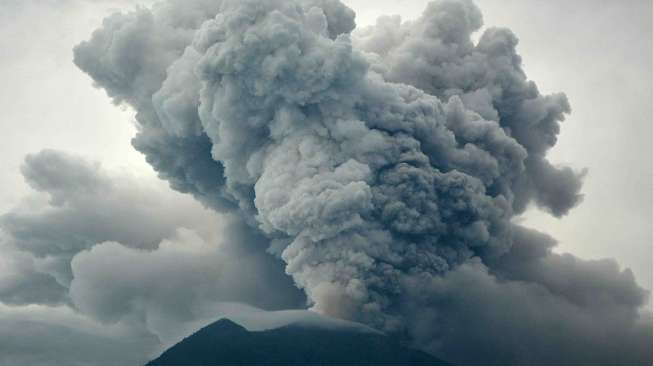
[1,149,209,295]
[73,0,652,364]
[0,149,304,365]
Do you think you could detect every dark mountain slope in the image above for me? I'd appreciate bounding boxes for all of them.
[146,318,452,366]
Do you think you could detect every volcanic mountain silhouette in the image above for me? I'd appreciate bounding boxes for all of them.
[145,318,452,366]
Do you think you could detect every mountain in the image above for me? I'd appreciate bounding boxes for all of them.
[145,318,452,366]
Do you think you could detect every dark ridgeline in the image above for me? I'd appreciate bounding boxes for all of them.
[145,319,452,366]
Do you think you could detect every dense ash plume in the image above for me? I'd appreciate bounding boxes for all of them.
[73,0,652,364]
[353,0,584,216]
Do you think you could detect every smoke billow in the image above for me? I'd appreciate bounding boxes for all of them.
[0,149,305,365]
[73,0,652,364]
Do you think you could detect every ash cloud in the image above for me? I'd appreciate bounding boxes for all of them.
[69,0,653,365]
[1,149,207,292]
[352,1,585,216]
[0,150,303,365]
[0,303,158,366]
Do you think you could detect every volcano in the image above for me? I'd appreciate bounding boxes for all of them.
[145,318,452,366]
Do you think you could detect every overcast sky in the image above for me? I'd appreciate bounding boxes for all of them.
[1,0,651,301]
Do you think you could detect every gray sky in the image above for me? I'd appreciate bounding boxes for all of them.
[0,0,149,212]
[1,0,651,301]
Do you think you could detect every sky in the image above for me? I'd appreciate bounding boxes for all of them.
[0,1,652,365]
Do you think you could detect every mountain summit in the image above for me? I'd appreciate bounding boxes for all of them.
[145,318,452,365]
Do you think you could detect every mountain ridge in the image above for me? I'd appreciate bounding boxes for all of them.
[146,318,452,366]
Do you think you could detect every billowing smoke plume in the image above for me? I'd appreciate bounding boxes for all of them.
[74,0,652,364]
[0,149,306,365]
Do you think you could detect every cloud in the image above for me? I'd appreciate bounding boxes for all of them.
[0,237,67,305]
[69,223,304,345]
[0,149,212,293]
[352,0,584,216]
[403,226,653,365]
[0,0,645,365]
[69,0,653,365]
[0,303,158,366]
[0,150,304,365]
